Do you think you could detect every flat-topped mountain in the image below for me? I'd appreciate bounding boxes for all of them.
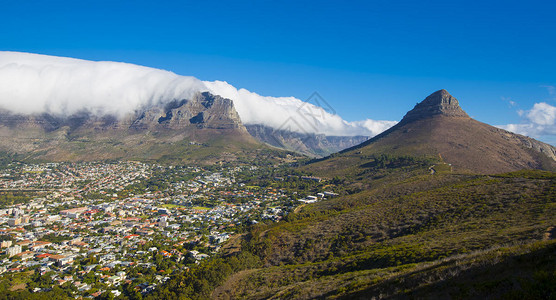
[0,92,244,131]
[311,90,556,174]
[0,92,264,163]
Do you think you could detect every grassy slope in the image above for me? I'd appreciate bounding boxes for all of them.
[214,167,556,299]
[221,240,555,299]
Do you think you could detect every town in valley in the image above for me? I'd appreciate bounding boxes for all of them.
[0,160,335,298]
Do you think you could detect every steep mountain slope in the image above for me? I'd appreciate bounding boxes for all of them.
[246,124,369,157]
[0,92,270,163]
[311,90,556,175]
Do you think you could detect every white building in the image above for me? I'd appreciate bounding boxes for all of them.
[6,244,22,257]
[158,216,168,228]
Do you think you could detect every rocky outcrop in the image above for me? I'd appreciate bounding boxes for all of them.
[495,127,556,161]
[0,92,245,133]
[400,89,469,124]
[246,124,368,157]
[130,92,244,131]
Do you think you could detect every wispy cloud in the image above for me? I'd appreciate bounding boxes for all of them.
[501,96,517,108]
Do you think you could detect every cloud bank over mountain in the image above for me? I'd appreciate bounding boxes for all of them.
[0,52,205,117]
[0,51,395,137]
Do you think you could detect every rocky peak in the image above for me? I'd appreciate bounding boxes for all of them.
[130,91,244,130]
[400,89,469,124]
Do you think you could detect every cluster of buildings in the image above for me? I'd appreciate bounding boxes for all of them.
[0,162,153,193]
[0,161,332,297]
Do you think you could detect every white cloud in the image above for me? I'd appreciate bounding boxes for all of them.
[526,102,556,126]
[203,80,397,136]
[498,102,556,138]
[0,51,395,137]
[351,119,398,136]
[0,52,205,117]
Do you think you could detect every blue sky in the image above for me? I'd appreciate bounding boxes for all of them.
[2,0,556,143]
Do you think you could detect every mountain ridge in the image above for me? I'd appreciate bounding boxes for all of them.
[0,90,375,160]
[328,90,556,174]
[245,124,369,157]
[0,91,263,163]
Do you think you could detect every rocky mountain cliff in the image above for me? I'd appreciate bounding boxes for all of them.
[311,90,556,174]
[246,124,368,157]
[128,92,244,131]
[0,92,260,163]
[399,89,469,124]
[0,92,244,132]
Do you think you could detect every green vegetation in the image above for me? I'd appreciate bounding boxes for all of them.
[0,191,37,208]
[0,153,553,299]
[0,152,19,170]
[160,203,186,209]
[192,206,211,211]
[40,233,72,243]
[150,162,555,299]
[221,240,556,299]
[145,251,262,299]
[0,271,74,300]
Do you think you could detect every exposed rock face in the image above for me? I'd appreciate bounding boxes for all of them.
[334,90,556,174]
[129,92,244,131]
[0,92,245,133]
[400,89,469,124]
[0,91,255,161]
[246,124,369,157]
[494,127,556,161]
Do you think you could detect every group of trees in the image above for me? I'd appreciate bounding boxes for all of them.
[0,191,35,208]
[145,251,261,300]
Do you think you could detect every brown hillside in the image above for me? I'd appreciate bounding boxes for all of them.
[312,90,556,175]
